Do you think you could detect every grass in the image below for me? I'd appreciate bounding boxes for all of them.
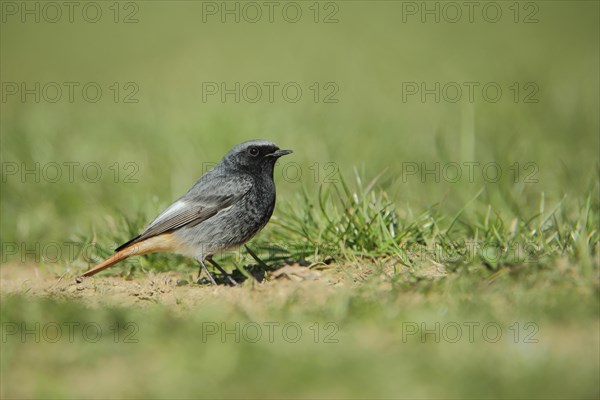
[1,170,598,398]
[51,168,598,285]
[1,1,599,399]
[1,275,598,399]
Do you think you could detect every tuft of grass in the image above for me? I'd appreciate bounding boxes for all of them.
[58,167,599,286]
[257,170,599,282]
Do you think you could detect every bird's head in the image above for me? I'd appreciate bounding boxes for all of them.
[220,139,293,176]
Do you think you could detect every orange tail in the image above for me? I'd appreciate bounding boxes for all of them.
[77,234,180,280]
[78,246,141,279]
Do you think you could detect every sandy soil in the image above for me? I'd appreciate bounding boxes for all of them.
[0,259,445,312]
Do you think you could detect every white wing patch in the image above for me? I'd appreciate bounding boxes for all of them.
[149,200,188,227]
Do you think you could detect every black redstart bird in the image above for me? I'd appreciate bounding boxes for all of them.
[77,139,292,285]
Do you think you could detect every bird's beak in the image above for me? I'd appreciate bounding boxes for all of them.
[267,149,293,158]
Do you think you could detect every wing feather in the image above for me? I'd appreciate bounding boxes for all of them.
[115,172,253,251]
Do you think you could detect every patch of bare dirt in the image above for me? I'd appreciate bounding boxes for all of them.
[0,262,349,311]
[0,258,446,311]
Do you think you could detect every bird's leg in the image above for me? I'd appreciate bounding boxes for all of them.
[197,258,217,285]
[206,256,238,286]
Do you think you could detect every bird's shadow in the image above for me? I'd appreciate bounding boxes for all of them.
[196,256,315,286]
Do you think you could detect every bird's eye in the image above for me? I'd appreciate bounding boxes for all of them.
[248,147,260,157]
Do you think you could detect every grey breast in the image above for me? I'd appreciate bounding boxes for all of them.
[174,176,276,257]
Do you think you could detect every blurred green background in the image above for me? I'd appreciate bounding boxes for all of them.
[2,1,598,245]
[1,1,599,399]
